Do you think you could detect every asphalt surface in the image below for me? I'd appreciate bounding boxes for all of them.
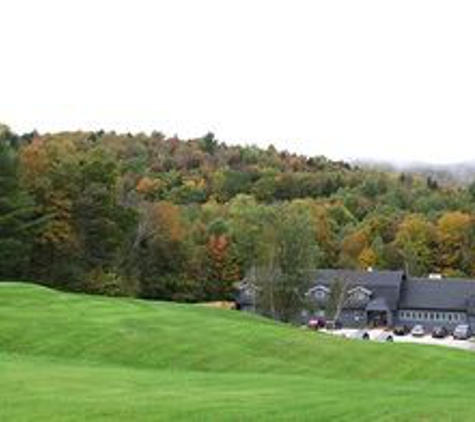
[322,328,475,351]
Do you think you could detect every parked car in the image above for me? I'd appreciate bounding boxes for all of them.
[374,331,394,342]
[325,320,342,330]
[393,325,410,336]
[345,330,370,340]
[307,317,326,330]
[431,326,449,339]
[453,324,472,340]
[411,325,425,337]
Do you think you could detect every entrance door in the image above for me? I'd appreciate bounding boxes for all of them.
[367,311,388,328]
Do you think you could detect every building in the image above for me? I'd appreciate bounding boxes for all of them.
[236,269,475,330]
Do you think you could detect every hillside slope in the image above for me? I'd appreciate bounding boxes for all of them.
[1,282,475,421]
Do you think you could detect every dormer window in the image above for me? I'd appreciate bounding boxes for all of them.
[306,285,330,300]
[348,286,372,301]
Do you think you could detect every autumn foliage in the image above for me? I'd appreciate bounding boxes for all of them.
[2,123,475,303]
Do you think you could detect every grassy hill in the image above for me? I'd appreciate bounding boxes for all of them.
[1,282,475,421]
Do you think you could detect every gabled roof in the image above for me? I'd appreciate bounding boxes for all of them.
[400,278,475,311]
[306,285,330,296]
[235,281,256,306]
[366,297,391,312]
[311,269,405,287]
[348,286,372,296]
[311,269,405,310]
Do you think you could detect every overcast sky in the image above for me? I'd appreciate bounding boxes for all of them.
[1,0,475,164]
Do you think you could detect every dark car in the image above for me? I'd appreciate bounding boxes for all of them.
[431,326,448,339]
[393,325,410,336]
[411,324,425,337]
[453,324,472,340]
[307,317,326,330]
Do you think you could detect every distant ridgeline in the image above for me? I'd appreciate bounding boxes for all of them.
[356,160,475,187]
[2,122,475,304]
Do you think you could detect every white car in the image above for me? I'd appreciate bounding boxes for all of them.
[374,331,394,342]
[411,325,425,337]
[345,330,370,340]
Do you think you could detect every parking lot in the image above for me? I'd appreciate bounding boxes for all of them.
[323,328,475,352]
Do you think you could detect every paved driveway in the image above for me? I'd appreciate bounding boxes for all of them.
[323,328,475,352]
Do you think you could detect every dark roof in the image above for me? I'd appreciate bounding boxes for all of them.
[238,269,475,313]
[312,269,405,287]
[366,297,391,312]
[312,269,405,310]
[400,278,475,311]
[235,282,255,306]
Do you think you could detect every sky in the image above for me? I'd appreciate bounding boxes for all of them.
[1,0,475,164]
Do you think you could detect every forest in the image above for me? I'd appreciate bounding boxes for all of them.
[2,122,475,304]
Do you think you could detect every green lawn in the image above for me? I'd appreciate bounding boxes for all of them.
[1,282,475,421]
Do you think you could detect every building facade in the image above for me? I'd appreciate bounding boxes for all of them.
[236,269,475,330]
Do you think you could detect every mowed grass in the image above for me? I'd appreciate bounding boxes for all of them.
[1,282,475,420]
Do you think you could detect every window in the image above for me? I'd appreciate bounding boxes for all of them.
[314,290,326,299]
[348,286,371,302]
[307,285,330,300]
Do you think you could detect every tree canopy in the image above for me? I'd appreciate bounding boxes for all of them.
[1,123,475,302]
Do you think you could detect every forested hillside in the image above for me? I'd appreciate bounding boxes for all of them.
[2,123,475,303]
